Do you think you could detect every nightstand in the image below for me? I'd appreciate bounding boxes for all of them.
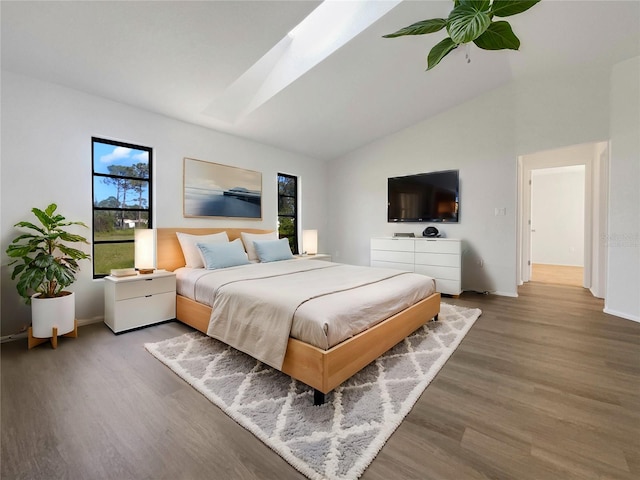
[104,270,176,333]
[296,253,332,261]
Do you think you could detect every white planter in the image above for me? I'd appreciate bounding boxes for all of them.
[31,291,76,338]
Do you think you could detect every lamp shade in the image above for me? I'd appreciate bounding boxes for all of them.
[135,229,156,271]
[302,229,318,255]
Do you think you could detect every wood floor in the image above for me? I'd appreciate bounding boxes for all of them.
[2,283,639,480]
[531,263,584,286]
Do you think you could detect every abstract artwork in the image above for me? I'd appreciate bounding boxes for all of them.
[183,158,262,219]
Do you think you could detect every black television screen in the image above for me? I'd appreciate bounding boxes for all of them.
[388,170,459,223]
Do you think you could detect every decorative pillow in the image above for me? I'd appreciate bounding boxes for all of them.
[253,238,294,263]
[240,231,278,261]
[176,231,229,268]
[196,238,250,270]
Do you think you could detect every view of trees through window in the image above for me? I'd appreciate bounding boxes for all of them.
[92,138,152,277]
[277,173,298,254]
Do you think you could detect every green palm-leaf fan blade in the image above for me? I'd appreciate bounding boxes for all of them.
[427,37,458,70]
[447,3,492,44]
[462,0,491,9]
[474,21,520,50]
[491,0,541,18]
[383,19,446,38]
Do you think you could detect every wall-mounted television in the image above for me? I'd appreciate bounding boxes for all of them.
[388,170,459,223]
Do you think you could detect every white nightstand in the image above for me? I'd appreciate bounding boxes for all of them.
[104,270,176,333]
[296,253,332,261]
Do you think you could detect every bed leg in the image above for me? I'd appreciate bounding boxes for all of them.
[433,314,439,322]
[313,389,325,406]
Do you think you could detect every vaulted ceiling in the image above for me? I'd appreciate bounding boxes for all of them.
[2,1,639,160]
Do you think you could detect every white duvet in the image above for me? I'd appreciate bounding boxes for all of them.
[176,259,435,369]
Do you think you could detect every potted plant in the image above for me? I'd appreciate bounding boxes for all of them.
[5,203,90,348]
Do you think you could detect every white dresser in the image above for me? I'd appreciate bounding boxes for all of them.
[104,270,176,333]
[371,237,462,296]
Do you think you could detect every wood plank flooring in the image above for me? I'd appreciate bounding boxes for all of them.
[531,263,584,286]
[2,283,639,480]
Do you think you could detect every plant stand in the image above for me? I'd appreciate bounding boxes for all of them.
[28,319,78,349]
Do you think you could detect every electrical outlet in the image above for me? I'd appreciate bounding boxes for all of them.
[478,259,484,267]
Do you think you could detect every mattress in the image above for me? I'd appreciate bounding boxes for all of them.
[176,259,436,352]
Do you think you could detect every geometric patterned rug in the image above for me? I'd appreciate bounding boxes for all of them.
[145,303,481,480]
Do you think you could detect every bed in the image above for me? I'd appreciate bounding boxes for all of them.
[156,228,441,404]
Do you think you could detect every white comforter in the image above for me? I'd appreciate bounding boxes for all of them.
[176,260,435,369]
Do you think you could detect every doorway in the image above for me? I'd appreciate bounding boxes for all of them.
[517,141,609,297]
[530,165,585,286]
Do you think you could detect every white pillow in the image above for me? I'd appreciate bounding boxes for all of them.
[240,231,278,261]
[176,231,229,268]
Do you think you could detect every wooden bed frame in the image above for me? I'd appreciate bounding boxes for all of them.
[157,228,441,404]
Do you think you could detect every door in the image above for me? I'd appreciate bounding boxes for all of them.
[530,165,585,286]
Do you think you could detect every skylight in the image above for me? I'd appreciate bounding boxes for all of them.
[203,0,402,124]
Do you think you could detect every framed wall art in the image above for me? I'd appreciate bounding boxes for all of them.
[183,158,262,219]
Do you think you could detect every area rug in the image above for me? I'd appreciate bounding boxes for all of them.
[145,303,481,480]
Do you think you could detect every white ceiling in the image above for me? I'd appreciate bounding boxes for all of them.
[2,1,639,161]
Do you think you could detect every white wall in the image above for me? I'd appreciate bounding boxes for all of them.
[531,166,585,266]
[606,57,640,322]
[327,64,614,298]
[591,143,609,299]
[1,71,328,336]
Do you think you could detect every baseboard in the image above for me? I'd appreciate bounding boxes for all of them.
[0,332,28,343]
[1,316,104,343]
[589,287,605,299]
[603,308,640,323]
[491,290,519,298]
[77,316,104,327]
[462,289,518,298]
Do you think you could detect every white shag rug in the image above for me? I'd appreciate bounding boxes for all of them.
[145,302,481,480]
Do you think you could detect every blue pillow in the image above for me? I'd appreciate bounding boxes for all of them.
[253,238,294,263]
[196,239,250,269]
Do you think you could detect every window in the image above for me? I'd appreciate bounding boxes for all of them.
[277,173,298,254]
[92,138,152,277]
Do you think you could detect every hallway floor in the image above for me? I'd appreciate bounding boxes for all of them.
[531,263,584,286]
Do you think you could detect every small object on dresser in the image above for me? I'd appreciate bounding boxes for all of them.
[110,268,137,277]
[422,226,440,238]
[137,268,155,275]
[393,232,415,238]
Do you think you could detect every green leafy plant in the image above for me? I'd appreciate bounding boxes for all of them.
[383,0,541,70]
[6,203,90,303]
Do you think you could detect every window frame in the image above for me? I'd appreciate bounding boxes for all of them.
[92,137,153,278]
[277,173,299,255]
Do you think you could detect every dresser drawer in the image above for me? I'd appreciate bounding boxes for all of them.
[415,252,460,268]
[371,238,414,252]
[371,260,415,272]
[113,276,176,301]
[371,249,414,264]
[433,278,462,296]
[414,240,461,254]
[414,264,460,281]
[109,292,176,333]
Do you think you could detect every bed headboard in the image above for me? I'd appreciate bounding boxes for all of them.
[156,227,274,272]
